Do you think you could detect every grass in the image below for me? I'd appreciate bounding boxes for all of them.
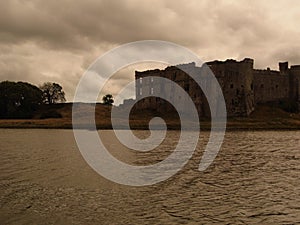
[0,103,299,130]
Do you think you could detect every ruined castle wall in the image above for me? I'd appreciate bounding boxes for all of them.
[253,70,289,103]
[289,66,300,109]
[135,59,256,117]
[135,66,197,114]
[135,58,300,118]
[135,69,161,110]
[207,59,255,116]
[163,65,196,113]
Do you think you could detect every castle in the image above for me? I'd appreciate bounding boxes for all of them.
[134,58,300,117]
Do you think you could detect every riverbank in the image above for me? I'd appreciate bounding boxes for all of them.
[0,103,300,130]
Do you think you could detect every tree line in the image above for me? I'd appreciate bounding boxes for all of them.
[0,81,65,119]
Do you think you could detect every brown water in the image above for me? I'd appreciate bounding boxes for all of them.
[0,129,300,224]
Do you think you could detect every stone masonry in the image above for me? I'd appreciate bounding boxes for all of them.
[134,58,300,117]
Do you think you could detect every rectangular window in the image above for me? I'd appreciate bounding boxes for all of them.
[139,88,142,95]
[184,83,190,92]
[150,87,154,94]
[139,77,142,84]
[172,72,177,80]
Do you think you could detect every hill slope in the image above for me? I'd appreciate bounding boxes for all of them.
[0,103,299,130]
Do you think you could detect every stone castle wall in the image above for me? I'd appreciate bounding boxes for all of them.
[206,58,255,116]
[134,58,300,117]
[253,69,289,103]
[289,66,300,103]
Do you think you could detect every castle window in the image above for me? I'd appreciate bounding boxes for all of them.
[139,77,142,84]
[231,99,234,105]
[251,83,253,90]
[151,77,154,83]
[150,87,154,94]
[276,85,278,89]
[184,83,190,92]
[139,88,142,95]
[236,89,240,95]
[230,84,234,89]
[260,84,264,88]
[172,72,177,80]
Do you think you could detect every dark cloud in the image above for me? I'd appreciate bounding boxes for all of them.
[0,0,299,103]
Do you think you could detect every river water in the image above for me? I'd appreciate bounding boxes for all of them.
[0,129,299,224]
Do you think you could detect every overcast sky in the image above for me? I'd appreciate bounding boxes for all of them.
[1,0,300,103]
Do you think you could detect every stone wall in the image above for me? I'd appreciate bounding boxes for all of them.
[134,58,300,117]
[207,58,255,116]
[289,65,300,110]
[135,63,204,115]
[253,69,289,103]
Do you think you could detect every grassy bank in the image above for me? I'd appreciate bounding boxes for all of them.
[0,103,300,130]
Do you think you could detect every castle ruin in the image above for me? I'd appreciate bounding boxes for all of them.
[134,58,300,117]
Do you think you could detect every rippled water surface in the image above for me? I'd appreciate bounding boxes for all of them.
[0,129,300,224]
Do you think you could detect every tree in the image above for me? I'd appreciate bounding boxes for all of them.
[102,94,114,105]
[0,81,43,118]
[40,82,66,104]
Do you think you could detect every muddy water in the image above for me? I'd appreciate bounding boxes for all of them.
[0,129,300,224]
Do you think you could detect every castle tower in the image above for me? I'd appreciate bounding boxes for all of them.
[206,58,255,116]
[289,65,300,110]
[279,62,289,75]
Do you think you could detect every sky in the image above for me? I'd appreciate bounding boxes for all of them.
[0,0,300,104]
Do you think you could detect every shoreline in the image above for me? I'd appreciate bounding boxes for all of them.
[1,119,300,131]
[1,103,300,131]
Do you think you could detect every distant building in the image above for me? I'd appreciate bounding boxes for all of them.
[134,58,300,117]
[118,98,136,109]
